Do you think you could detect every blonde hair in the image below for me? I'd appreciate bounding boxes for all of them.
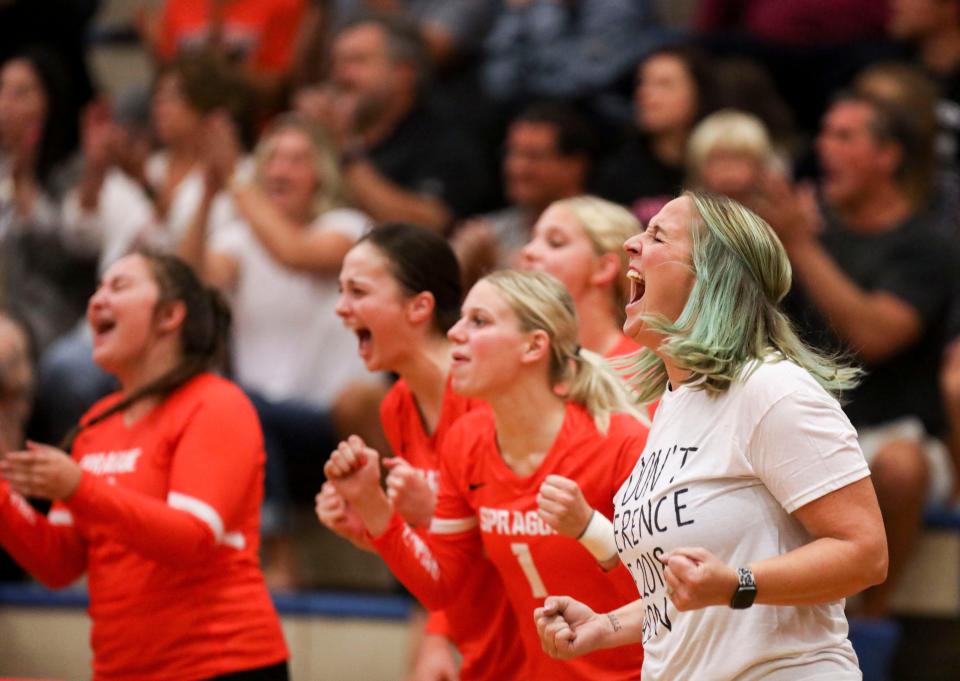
[621,192,861,403]
[552,195,640,321]
[253,113,348,217]
[686,109,772,183]
[481,270,644,434]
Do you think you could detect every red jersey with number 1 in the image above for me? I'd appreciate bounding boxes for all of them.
[379,378,524,680]
[373,402,647,680]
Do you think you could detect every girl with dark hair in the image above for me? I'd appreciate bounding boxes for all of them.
[317,223,523,680]
[593,44,719,224]
[326,269,648,679]
[0,251,289,681]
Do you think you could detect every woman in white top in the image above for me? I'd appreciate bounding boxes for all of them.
[536,192,888,680]
[179,113,378,588]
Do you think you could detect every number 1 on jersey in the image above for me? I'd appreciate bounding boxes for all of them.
[511,542,547,598]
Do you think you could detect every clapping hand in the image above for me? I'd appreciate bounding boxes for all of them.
[0,441,82,501]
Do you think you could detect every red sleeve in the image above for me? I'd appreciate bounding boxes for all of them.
[424,609,450,637]
[254,0,306,72]
[66,384,263,568]
[156,0,181,61]
[371,432,483,610]
[0,480,87,588]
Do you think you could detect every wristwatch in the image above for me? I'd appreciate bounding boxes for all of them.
[729,567,757,609]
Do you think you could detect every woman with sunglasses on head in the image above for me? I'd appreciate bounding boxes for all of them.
[318,223,523,681]
[536,193,887,680]
[0,252,287,681]
[327,269,648,679]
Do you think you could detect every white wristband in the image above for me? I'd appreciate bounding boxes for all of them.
[577,510,618,563]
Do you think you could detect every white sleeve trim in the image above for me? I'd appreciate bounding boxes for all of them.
[48,509,75,527]
[222,531,246,550]
[429,516,478,535]
[168,491,224,542]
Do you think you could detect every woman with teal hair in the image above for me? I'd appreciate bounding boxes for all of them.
[536,192,888,679]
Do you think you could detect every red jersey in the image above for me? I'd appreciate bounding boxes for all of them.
[604,334,658,424]
[157,0,306,74]
[379,378,523,680]
[0,374,287,681]
[373,402,648,680]
[605,333,640,360]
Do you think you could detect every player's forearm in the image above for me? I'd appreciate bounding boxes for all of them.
[0,482,87,587]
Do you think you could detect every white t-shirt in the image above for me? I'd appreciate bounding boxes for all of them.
[61,154,243,271]
[614,358,869,681]
[212,207,371,407]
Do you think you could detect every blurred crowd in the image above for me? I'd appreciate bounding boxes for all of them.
[0,0,959,617]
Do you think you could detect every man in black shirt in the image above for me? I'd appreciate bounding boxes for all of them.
[330,14,491,233]
[752,92,960,617]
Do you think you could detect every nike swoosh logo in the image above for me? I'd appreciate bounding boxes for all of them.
[468,482,486,490]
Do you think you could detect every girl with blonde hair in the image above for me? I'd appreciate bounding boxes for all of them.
[520,195,641,359]
[326,270,649,679]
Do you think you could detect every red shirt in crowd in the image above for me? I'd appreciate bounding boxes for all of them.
[157,0,306,74]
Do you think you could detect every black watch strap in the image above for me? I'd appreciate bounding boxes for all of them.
[729,566,757,609]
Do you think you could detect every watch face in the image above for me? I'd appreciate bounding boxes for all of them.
[731,567,757,609]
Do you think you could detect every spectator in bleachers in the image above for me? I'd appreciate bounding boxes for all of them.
[141,0,307,114]
[854,61,959,237]
[31,50,252,445]
[0,0,97,126]
[748,92,960,618]
[887,0,960,169]
[592,44,718,224]
[178,113,381,589]
[328,13,493,232]
[481,0,661,123]
[63,50,253,262]
[712,57,799,158]
[452,103,595,290]
[0,48,97,354]
[686,109,780,206]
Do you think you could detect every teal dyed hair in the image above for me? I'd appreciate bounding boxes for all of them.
[621,191,861,402]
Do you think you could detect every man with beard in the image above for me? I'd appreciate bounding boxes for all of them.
[329,14,492,234]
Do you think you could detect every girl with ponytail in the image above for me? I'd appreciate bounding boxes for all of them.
[325,269,648,680]
[0,251,288,681]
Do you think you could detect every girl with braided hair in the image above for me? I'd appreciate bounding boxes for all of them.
[0,251,288,681]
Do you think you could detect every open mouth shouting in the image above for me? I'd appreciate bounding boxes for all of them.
[90,316,118,346]
[626,269,646,306]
